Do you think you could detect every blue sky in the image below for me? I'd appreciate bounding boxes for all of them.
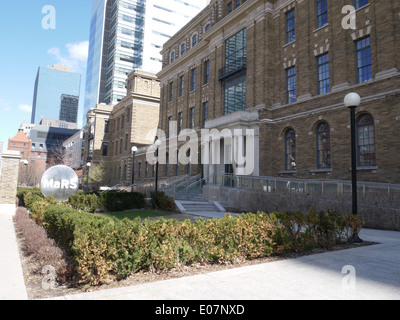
[0,1,93,151]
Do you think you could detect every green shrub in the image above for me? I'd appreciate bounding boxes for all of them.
[150,191,175,212]
[41,204,364,286]
[99,191,145,212]
[68,193,100,213]
[17,188,44,208]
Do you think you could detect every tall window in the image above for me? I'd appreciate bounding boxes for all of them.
[317,53,330,95]
[354,0,368,9]
[189,107,195,129]
[357,113,376,166]
[286,67,296,104]
[178,112,183,134]
[179,75,184,97]
[203,101,209,127]
[192,34,198,47]
[102,143,109,157]
[316,0,328,29]
[285,128,296,171]
[286,9,295,44]
[224,28,247,115]
[204,60,210,85]
[169,81,173,102]
[190,68,196,91]
[356,37,372,83]
[170,51,175,63]
[316,122,331,169]
[181,43,186,56]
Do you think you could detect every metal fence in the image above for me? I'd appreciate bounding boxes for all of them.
[205,173,400,208]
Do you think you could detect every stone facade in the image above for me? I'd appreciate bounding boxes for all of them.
[83,70,160,187]
[149,0,400,185]
[0,151,21,214]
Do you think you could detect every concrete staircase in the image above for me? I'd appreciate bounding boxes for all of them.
[175,200,227,219]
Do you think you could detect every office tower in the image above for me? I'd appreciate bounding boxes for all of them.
[83,0,209,121]
[60,95,79,123]
[31,64,81,124]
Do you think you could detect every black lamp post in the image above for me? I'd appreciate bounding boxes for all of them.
[131,146,138,192]
[344,92,363,243]
[155,139,162,192]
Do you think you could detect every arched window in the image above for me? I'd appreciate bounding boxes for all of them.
[357,113,376,166]
[285,128,296,171]
[316,122,331,169]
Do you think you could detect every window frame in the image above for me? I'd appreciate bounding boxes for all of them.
[317,53,330,95]
[356,113,376,167]
[356,36,372,84]
[284,128,297,171]
[316,122,331,169]
[286,9,296,44]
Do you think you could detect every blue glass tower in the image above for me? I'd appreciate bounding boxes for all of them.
[31,65,81,124]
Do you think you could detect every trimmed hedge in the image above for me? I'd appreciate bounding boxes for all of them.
[42,205,364,286]
[150,191,175,212]
[99,191,145,212]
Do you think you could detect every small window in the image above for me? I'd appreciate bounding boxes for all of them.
[189,107,195,129]
[169,81,174,102]
[179,75,184,97]
[170,51,175,63]
[205,24,211,32]
[102,142,109,157]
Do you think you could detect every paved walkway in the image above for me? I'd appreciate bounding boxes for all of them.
[0,211,28,300]
[1,206,399,300]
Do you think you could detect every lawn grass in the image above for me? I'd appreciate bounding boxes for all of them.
[101,210,172,221]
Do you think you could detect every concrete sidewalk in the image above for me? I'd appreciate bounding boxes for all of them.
[48,228,400,300]
[0,210,28,300]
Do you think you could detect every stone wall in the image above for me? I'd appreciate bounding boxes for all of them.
[0,151,21,215]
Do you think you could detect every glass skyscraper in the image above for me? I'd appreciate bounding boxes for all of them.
[31,65,81,124]
[83,0,209,121]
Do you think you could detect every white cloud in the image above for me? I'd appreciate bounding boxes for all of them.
[48,41,89,73]
[18,104,32,114]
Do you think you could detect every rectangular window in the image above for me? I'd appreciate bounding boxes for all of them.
[317,53,330,95]
[179,75,184,97]
[356,36,372,83]
[227,2,233,14]
[204,60,210,85]
[203,101,209,127]
[178,112,183,134]
[191,68,196,91]
[104,120,110,133]
[189,107,195,129]
[224,74,246,114]
[102,143,109,157]
[354,0,368,9]
[286,10,295,44]
[224,28,247,115]
[316,0,328,29]
[169,81,173,102]
[286,67,296,104]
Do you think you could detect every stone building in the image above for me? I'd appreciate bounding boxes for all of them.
[148,0,400,185]
[83,69,160,187]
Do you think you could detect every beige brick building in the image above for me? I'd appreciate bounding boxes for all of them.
[146,0,400,186]
[83,69,160,187]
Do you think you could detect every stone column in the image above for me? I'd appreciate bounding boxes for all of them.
[0,151,21,216]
